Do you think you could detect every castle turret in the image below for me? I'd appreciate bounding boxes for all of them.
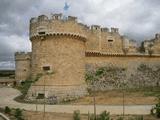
[28,14,88,102]
[15,52,31,83]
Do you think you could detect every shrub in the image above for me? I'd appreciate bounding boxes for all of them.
[4,106,11,114]
[14,108,23,120]
[34,73,43,82]
[155,102,160,118]
[116,117,123,120]
[85,72,95,84]
[17,80,33,95]
[87,112,97,120]
[73,110,81,120]
[151,96,160,118]
[135,116,144,120]
[97,111,110,120]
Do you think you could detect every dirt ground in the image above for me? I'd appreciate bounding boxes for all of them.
[71,90,158,105]
[24,111,87,120]
[24,111,159,120]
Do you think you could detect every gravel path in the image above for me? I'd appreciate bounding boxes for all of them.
[0,87,154,115]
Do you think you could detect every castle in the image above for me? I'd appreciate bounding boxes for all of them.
[15,13,160,102]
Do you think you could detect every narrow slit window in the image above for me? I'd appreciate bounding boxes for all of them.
[37,93,45,99]
[43,66,50,71]
[108,39,113,42]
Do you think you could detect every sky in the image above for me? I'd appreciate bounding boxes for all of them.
[0,0,160,69]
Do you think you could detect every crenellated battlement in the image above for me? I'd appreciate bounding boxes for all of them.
[29,14,88,40]
[101,27,109,32]
[111,27,119,33]
[29,13,160,55]
[29,13,121,41]
[15,52,31,61]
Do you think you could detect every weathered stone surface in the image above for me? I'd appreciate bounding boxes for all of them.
[15,52,31,82]
[15,14,160,102]
[27,85,87,103]
[28,15,88,101]
[85,56,160,90]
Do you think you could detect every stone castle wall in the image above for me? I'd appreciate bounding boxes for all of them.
[30,14,129,55]
[28,14,88,102]
[85,26,124,54]
[85,54,160,90]
[30,14,87,39]
[15,52,31,82]
[85,54,160,70]
[15,13,160,102]
[31,36,86,86]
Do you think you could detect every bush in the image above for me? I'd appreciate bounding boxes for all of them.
[116,117,123,120]
[16,80,33,95]
[87,111,110,120]
[151,96,160,118]
[73,110,81,120]
[155,103,160,118]
[135,116,143,120]
[4,106,11,114]
[14,108,23,120]
[97,111,110,120]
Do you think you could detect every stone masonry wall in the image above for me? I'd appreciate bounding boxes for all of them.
[15,52,31,82]
[85,55,160,90]
[29,35,87,102]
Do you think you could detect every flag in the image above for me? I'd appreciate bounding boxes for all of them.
[63,2,70,11]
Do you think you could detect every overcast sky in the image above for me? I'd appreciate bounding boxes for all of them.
[0,0,160,69]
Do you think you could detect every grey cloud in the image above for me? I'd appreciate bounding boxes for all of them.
[0,61,15,70]
[102,0,160,40]
[0,0,41,36]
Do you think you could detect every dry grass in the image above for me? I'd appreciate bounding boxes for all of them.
[24,111,87,120]
[24,111,159,120]
[71,90,158,105]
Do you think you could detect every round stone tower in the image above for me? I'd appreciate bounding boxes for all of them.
[27,14,88,102]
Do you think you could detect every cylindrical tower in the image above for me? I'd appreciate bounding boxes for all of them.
[15,52,31,83]
[27,14,88,102]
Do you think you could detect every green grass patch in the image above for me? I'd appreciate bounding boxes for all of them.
[15,80,33,95]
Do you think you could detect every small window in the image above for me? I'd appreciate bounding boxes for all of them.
[43,66,50,71]
[37,93,45,99]
[38,32,45,35]
[108,39,113,42]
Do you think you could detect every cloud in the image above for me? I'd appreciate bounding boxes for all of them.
[0,0,160,69]
[0,61,15,70]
